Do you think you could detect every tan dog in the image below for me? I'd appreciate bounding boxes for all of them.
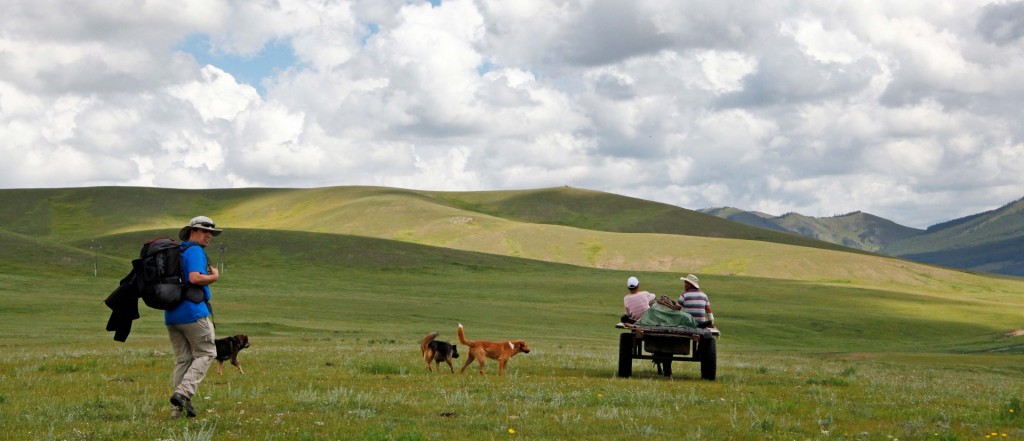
[457,324,530,375]
[421,331,459,373]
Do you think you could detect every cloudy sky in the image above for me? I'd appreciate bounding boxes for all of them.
[3,0,1024,228]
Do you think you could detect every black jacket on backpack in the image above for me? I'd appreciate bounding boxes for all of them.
[105,239,210,341]
[105,268,141,342]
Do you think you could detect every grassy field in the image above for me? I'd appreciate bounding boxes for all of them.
[2,227,1023,440]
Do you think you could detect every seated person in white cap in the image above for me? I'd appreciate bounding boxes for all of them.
[620,276,655,325]
[678,274,714,327]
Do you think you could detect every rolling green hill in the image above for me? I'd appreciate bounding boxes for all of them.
[0,228,122,277]
[701,207,925,252]
[5,226,1023,440]
[772,211,924,252]
[702,199,1024,276]
[0,186,849,251]
[883,197,1024,275]
[430,187,842,249]
[0,185,1006,295]
[11,227,1020,354]
[1,185,1023,351]
[2,186,1023,440]
[700,207,790,233]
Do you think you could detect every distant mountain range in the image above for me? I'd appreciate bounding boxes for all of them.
[701,197,1024,276]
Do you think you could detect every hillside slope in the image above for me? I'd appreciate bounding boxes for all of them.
[74,229,1024,352]
[0,185,1016,294]
[2,186,1024,355]
[701,208,924,252]
[773,211,924,252]
[431,187,834,247]
[702,198,1024,276]
[883,197,1024,275]
[0,186,851,250]
[700,207,790,233]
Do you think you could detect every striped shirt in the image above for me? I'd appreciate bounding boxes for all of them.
[679,289,713,324]
[623,291,656,321]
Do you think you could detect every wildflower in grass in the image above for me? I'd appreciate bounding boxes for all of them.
[508,427,516,434]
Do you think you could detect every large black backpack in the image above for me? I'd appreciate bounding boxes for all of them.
[134,238,204,310]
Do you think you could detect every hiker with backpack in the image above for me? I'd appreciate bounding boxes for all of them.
[166,215,222,418]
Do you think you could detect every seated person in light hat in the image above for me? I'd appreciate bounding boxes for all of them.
[677,274,714,327]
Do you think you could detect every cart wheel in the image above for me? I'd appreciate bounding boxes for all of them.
[617,333,633,378]
[699,337,717,380]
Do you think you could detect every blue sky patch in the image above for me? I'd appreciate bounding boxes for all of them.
[361,22,380,46]
[177,33,299,96]
[477,59,496,76]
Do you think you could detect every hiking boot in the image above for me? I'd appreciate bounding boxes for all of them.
[170,393,197,418]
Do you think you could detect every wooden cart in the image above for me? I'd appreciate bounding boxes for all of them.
[616,324,719,379]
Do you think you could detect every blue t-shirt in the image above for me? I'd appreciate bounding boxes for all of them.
[164,242,212,325]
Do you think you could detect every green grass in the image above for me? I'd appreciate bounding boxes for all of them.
[0,185,849,251]
[1,229,1023,439]
[3,186,1012,293]
[3,333,1023,440]
[1,186,1023,439]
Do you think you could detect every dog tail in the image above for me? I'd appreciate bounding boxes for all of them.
[421,331,439,353]
[457,323,473,346]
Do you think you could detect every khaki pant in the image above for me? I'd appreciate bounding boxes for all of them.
[167,316,216,398]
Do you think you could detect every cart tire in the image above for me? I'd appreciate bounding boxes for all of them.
[617,333,633,378]
[699,338,717,380]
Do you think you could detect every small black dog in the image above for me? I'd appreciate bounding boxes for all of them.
[421,331,460,373]
[215,334,250,375]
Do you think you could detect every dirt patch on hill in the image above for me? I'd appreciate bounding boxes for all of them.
[1004,330,1024,338]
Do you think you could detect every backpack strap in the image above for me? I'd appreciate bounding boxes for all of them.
[180,243,216,329]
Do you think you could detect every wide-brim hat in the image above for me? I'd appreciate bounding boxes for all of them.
[178,215,223,241]
[680,274,700,289]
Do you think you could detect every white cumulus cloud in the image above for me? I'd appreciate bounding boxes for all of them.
[1,0,1023,228]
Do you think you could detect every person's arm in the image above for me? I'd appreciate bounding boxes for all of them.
[182,246,218,286]
[705,296,714,323]
[188,266,219,286]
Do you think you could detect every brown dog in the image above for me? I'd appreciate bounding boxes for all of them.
[457,324,530,375]
[421,331,460,373]
[214,334,250,375]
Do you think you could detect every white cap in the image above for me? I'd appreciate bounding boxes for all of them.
[178,215,223,241]
[627,276,639,289]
